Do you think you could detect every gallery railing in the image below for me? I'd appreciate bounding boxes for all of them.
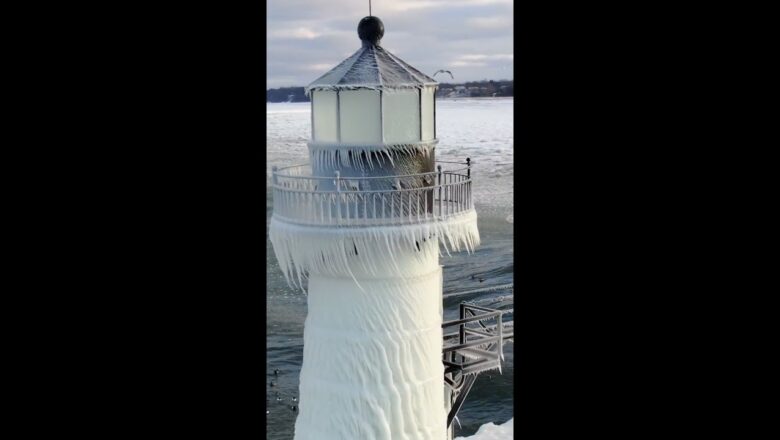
[271,160,474,227]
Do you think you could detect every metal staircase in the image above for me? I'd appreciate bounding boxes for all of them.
[442,303,514,429]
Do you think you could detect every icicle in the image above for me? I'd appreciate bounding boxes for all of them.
[308,140,438,173]
[365,149,374,169]
[339,238,364,292]
[268,211,479,290]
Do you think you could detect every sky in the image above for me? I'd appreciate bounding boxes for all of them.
[267,0,513,89]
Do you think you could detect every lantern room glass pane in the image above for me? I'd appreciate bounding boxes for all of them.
[339,90,382,143]
[383,89,420,143]
[421,86,435,141]
[312,90,339,142]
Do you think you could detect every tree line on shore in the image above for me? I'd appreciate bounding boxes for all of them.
[266,79,513,103]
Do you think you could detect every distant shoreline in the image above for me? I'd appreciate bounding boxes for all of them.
[267,80,513,103]
[266,96,513,104]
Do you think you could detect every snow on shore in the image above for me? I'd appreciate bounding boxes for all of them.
[455,418,513,440]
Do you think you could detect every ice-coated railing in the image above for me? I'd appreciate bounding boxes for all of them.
[271,160,474,227]
[442,303,509,429]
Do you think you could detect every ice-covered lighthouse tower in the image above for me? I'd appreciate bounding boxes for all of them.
[270,16,479,440]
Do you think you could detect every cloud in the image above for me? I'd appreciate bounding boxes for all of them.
[466,16,513,30]
[268,27,320,39]
[451,61,487,67]
[449,53,513,72]
[305,63,336,71]
[267,0,513,88]
[383,0,513,12]
[458,54,514,61]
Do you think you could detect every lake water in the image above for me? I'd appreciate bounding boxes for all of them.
[266,97,514,439]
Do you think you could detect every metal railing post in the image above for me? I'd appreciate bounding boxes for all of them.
[445,172,449,216]
[466,158,471,211]
[497,311,504,362]
[335,171,341,223]
[459,303,466,347]
[271,166,279,215]
[437,165,442,218]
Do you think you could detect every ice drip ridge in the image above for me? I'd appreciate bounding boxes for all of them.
[308,140,437,170]
[269,210,479,289]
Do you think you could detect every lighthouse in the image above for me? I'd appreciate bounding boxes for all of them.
[269,16,481,440]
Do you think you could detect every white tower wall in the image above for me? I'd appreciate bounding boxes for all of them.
[293,240,446,440]
[270,195,479,440]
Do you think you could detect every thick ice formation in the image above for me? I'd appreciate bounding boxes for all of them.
[270,200,479,439]
[454,418,514,440]
[269,211,479,288]
[271,174,479,439]
[293,240,445,440]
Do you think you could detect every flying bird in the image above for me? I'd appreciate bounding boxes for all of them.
[432,69,454,80]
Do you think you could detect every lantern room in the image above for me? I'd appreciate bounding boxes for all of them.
[306,16,438,146]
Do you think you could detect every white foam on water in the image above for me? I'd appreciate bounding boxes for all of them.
[454,418,514,440]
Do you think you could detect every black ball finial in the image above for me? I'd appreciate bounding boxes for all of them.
[358,16,384,45]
